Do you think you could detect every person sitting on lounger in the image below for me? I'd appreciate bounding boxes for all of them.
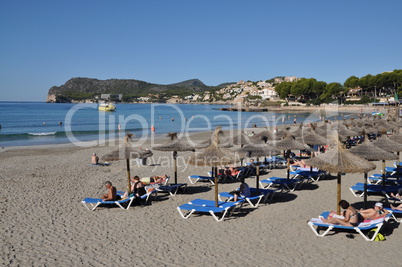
[321,200,359,226]
[360,202,389,219]
[233,177,251,202]
[131,176,147,205]
[101,181,119,201]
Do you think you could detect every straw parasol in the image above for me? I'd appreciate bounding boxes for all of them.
[372,131,402,185]
[305,133,375,213]
[188,127,240,207]
[228,131,252,147]
[349,135,397,208]
[102,133,153,194]
[237,143,280,192]
[195,126,232,149]
[291,123,304,137]
[272,133,314,179]
[153,132,195,184]
[296,130,329,146]
[250,128,278,143]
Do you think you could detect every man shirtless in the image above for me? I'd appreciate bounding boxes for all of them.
[360,202,389,220]
[92,153,99,164]
[101,181,117,201]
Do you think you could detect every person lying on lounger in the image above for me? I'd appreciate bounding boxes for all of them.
[321,200,360,226]
[233,178,251,202]
[390,189,402,200]
[390,203,402,211]
[360,202,389,219]
[101,181,119,201]
[150,174,168,184]
[291,159,310,168]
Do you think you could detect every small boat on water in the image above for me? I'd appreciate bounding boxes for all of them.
[98,102,116,111]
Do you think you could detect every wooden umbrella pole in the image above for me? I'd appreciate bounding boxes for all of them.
[174,157,178,185]
[363,172,368,209]
[337,173,341,214]
[126,158,131,194]
[214,166,219,207]
[256,165,260,194]
[382,160,386,188]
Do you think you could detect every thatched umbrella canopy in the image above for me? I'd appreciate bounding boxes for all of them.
[188,127,240,207]
[153,132,195,184]
[296,130,329,146]
[102,133,153,194]
[229,132,252,147]
[276,127,291,139]
[349,136,397,208]
[272,133,314,179]
[237,143,280,191]
[372,132,402,183]
[291,123,304,137]
[389,130,402,144]
[372,132,402,152]
[305,134,375,213]
[195,126,232,149]
[334,124,358,139]
[250,128,279,143]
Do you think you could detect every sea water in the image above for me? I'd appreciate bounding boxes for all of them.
[0,102,354,147]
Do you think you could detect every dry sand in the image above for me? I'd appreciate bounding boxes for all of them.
[1,129,401,266]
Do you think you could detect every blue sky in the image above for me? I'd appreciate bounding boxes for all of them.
[1,0,401,101]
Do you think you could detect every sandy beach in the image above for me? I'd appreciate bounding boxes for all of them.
[1,127,401,266]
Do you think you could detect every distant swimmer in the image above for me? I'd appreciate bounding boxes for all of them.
[151,125,155,134]
[59,121,63,126]
[159,116,162,119]
[43,122,46,125]
[171,117,174,122]
[118,124,121,131]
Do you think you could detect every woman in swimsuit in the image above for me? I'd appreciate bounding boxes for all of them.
[322,200,359,226]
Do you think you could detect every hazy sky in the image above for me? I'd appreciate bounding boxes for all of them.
[1,0,401,101]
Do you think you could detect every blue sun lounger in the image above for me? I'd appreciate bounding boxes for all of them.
[81,196,135,211]
[259,177,304,191]
[218,187,278,207]
[307,211,392,241]
[177,198,244,222]
[157,183,187,196]
[188,175,216,184]
[290,169,327,182]
[349,183,402,198]
[116,188,158,204]
[385,208,402,222]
